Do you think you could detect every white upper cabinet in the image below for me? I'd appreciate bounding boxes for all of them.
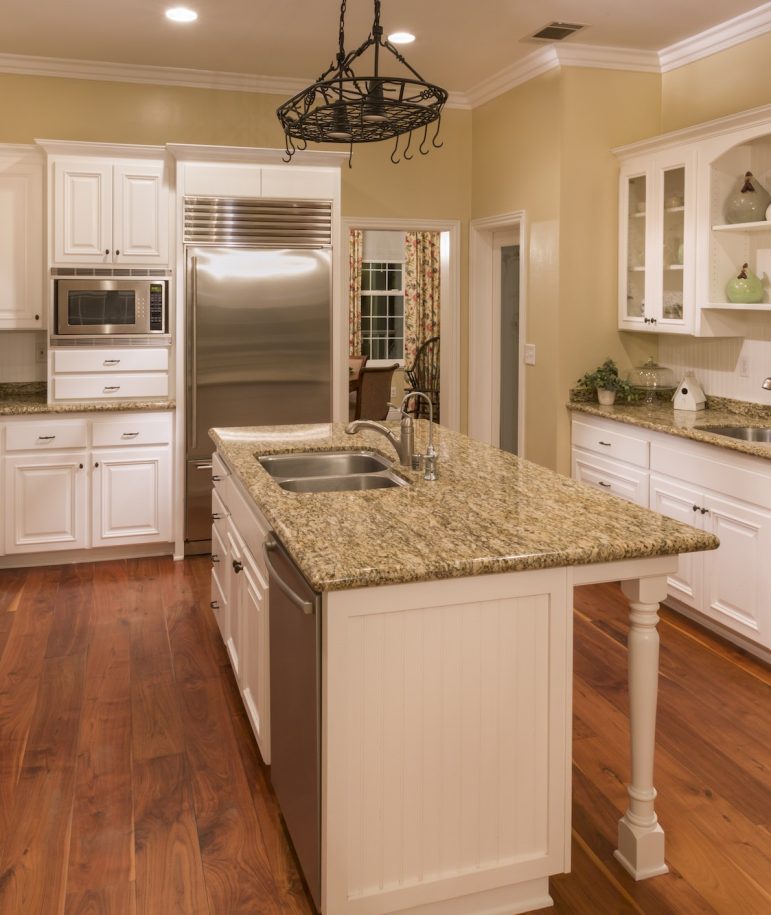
[0,147,44,330]
[615,104,771,336]
[52,157,169,265]
[618,148,696,335]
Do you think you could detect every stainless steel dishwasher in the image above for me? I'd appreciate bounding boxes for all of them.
[263,536,322,911]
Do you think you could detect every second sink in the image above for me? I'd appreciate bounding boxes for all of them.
[695,425,771,442]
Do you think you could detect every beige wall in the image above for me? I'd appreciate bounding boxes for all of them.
[472,67,661,472]
[0,73,472,428]
[662,32,771,132]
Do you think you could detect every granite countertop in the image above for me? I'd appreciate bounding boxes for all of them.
[211,421,718,592]
[568,395,771,460]
[0,383,174,415]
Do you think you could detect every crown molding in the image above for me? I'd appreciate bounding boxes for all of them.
[466,47,560,108]
[554,43,660,72]
[659,1,771,72]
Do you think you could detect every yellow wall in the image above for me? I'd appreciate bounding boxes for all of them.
[662,32,771,132]
[0,73,472,428]
[472,67,661,471]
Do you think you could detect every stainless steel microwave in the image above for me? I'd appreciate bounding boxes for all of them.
[55,278,168,336]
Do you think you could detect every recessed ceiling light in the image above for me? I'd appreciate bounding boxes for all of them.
[165,7,198,23]
[388,31,415,45]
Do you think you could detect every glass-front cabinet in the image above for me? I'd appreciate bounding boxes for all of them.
[618,149,696,334]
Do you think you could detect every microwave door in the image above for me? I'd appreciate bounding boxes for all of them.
[64,288,137,334]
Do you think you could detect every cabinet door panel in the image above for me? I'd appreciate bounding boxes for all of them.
[92,447,171,547]
[0,156,43,329]
[240,553,271,763]
[649,473,703,609]
[702,493,771,646]
[4,454,87,552]
[113,164,168,263]
[54,161,112,262]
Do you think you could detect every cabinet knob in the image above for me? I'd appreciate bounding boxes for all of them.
[105,249,110,255]
[94,462,100,468]
[210,600,220,610]
[34,314,40,321]
[115,250,120,255]
[700,507,709,514]
[693,505,700,512]
[78,463,84,469]
[232,559,243,573]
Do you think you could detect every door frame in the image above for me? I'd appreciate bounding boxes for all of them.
[341,216,461,432]
[468,211,527,452]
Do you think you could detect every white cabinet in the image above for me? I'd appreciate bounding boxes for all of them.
[51,157,169,265]
[617,148,696,334]
[571,416,650,507]
[0,147,44,330]
[50,345,170,403]
[2,411,173,556]
[211,451,272,763]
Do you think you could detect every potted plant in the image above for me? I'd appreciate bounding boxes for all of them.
[575,358,635,405]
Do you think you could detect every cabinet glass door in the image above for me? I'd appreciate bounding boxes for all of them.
[625,175,647,320]
[661,167,686,322]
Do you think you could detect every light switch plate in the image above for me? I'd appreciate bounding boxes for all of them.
[524,344,536,365]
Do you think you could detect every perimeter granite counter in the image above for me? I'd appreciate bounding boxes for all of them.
[210,421,716,915]
[0,383,174,415]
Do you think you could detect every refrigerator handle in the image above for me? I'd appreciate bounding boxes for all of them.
[188,256,198,452]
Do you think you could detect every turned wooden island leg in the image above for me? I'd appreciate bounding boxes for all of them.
[616,576,670,880]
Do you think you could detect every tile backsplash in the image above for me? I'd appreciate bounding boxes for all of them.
[659,312,771,404]
[0,331,46,382]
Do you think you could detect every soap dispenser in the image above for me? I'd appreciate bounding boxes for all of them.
[673,373,706,411]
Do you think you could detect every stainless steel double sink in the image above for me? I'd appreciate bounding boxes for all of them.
[694,425,771,443]
[258,450,408,493]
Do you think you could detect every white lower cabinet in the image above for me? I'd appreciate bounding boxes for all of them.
[572,413,771,651]
[210,452,271,763]
[2,411,173,556]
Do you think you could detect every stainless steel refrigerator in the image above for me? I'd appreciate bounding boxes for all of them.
[185,245,332,553]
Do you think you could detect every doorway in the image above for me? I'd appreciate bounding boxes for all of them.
[468,212,526,452]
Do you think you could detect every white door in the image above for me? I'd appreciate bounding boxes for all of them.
[493,229,520,454]
[0,154,44,329]
[113,163,168,263]
[4,454,88,552]
[239,552,271,763]
[91,447,171,547]
[53,160,112,263]
[701,491,771,648]
[649,473,704,609]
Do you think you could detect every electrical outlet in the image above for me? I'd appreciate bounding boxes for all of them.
[391,386,397,398]
[35,345,46,364]
[739,354,750,378]
[524,344,536,366]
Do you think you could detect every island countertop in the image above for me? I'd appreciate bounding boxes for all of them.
[210,421,718,592]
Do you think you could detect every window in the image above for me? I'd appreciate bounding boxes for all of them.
[360,260,404,363]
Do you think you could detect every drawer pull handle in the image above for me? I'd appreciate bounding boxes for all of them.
[598,481,611,488]
[232,559,244,574]
[212,554,220,563]
[103,385,120,392]
[121,432,139,438]
[38,434,56,440]
[104,359,121,365]
[700,507,709,515]
[598,440,611,446]
[210,600,220,610]
[693,505,700,512]
[212,474,223,482]
[211,512,222,521]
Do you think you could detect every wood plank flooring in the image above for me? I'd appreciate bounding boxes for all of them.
[0,558,768,914]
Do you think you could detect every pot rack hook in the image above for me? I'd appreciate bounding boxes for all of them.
[403,130,413,160]
[419,125,429,156]
[282,135,296,163]
[390,134,401,164]
[432,116,443,149]
[348,142,353,168]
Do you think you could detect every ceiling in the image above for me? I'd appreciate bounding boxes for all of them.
[0,0,767,97]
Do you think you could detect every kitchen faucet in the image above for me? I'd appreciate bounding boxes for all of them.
[763,377,771,390]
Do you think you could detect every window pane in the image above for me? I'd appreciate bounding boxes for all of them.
[373,298,387,317]
[387,265,402,290]
[394,296,404,317]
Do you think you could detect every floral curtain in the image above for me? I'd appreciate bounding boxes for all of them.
[348,229,363,355]
[404,231,441,367]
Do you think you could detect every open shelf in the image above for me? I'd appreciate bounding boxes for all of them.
[712,220,771,232]
[702,301,771,310]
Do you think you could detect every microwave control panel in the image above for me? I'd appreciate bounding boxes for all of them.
[149,283,165,332]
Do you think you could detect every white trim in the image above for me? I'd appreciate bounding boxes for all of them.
[341,217,461,432]
[468,212,527,454]
[35,137,166,159]
[659,1,771,72]
[555,43,660,72]
[166,142,348,168]
[467,47,560,108]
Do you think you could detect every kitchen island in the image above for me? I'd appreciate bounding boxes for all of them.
[210,421,717,915]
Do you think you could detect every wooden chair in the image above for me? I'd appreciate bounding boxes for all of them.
[404,335,440,421]
[351,363,399,421]
[348,355,369,418]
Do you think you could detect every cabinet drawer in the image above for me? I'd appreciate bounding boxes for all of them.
[6,419,88,451]
[53,373,168,400]
[572,418,649,467]
[92,417,171,447]
[212,488,229,524]
[52,348,169,374]
[212,451,230,504]
[572,448,649,507]
[228,476,271,570]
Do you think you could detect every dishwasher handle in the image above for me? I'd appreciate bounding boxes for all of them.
[264,539,316,616]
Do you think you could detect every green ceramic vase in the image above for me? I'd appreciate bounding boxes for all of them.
[726,263,764,303]
[724,171,771,224]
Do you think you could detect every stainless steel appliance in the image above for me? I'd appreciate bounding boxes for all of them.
[55,276,168,337]
[184,196,333,553]
[263,537,322,912]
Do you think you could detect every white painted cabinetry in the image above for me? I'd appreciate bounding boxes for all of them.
[571,416,650,506]
[50,346,170,403]
[0,147,44,330]
[51,156,169,265]
[210,451,271,763]
[572,413,771,652]
[2,411,172,556]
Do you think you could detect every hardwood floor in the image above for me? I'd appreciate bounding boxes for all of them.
[0,558,768,914]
